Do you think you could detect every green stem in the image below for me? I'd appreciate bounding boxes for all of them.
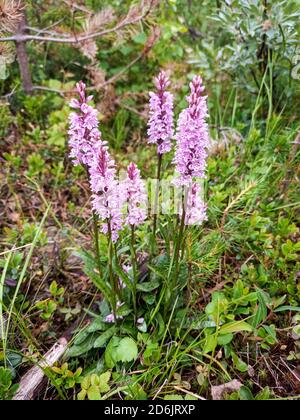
[131,225,138,321]
[152,153,163,253]
[164,189,186,315]
[163,208,186,317]
[108,222,117,321]
[169,186,187,303]
[92,212,102,278]
[85,166,102,279]
[173,207,186,286]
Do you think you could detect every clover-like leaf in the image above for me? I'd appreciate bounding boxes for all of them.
[116,337,138,363]
[87,385,101,401]
[98,371,111,393]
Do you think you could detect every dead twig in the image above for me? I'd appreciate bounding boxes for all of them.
[13,337,68,400]
[11,33,157,97]
[0,0,156,44]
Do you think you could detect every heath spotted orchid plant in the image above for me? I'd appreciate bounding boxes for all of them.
[68,73,209,329]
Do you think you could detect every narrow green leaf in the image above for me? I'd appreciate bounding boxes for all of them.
[66,335,97,358]
[274,306,300,313]
[251,289,268,328]
[219,320,253,335]
[93,326,116,349]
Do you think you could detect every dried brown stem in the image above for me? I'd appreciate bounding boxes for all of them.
[15,11,32,94]
[0,0,156,44]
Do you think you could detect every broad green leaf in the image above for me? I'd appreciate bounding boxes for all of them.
[66,335,97,358]
[143,341,160,366]
[87,385,101,401]
[235,292,258,305]
[233,279,244,299]
[98,371,111,393]
[203,335,217,354]
[87,317,106,333]
[105,337,121,368]
[116,337,138,363]
[205,292,228,323]
[143,294,156,305]
[0,367,12,388]
[136,279,160,292]
[239,386,254,400]
[116,304,132,317]
[232,353,248,373]
[77,389,87,401]
[90,374,100,387]
[217,333,233,345]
